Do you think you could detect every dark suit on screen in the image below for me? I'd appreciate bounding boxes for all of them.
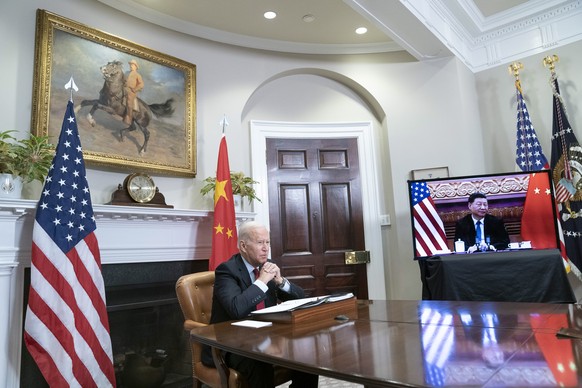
[454,214,510,251]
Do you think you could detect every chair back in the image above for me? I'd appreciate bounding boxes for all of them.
[177,271,243,387]
[176,270,215,325]
[176,270,289,387]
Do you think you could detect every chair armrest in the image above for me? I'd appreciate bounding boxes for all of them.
[184,319,207,331]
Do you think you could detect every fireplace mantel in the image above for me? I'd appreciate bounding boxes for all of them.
[0,198,254,387]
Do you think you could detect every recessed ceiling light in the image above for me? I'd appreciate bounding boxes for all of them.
[355,27,368,35]
[264,11,277,20]
[302,14,315,23]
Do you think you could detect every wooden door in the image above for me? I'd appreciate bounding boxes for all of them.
[266,138,368,298]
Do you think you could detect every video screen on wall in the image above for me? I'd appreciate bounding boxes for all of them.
[407,170,560,259]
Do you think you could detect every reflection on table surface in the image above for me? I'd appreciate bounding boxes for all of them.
[190,300,582,387]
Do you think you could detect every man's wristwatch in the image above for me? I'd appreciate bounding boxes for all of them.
[278,277,289,289]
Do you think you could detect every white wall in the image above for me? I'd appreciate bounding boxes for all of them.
[1,0,490,300]
[474,40,582,296]
[476,40,582,173]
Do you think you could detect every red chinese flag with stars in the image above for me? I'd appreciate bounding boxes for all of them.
[209,135,239,270]
[521,173,557,249]
[530,314,578,387]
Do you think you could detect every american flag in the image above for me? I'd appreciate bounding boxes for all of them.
[515,81,549,171]
[420,307,454,387]
[410,182,448,257]
[24,100,116,387]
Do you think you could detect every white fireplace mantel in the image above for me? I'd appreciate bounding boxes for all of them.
[0,198,254,387]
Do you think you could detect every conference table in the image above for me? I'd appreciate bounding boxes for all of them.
[418,249,576,303]
[190,299,582,387]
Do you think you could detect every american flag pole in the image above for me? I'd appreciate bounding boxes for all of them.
[64,76,78,102]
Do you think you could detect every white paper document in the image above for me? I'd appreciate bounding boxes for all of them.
[231,320,273,328]
[250,293,354,315]
[327,292,355,303]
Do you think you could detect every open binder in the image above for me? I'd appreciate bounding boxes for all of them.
[250,293,357,324]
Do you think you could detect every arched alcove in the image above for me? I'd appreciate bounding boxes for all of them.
[242,68,386,123]
[241,68,392,299]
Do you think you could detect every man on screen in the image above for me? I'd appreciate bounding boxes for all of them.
[454,193,510,253]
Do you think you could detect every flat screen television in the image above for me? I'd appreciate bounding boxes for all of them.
[407,170,560,259]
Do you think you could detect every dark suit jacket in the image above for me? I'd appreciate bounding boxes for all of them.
[202,253,305,366]
[454,214,510,251]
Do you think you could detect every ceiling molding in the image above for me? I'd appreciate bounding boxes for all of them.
[97,0,582,72]
[401,0,582,72]
[461,0,567,31]
[97,0,402,55]
[345,0,451,60]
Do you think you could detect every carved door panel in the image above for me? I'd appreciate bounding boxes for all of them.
[266,138,368,298]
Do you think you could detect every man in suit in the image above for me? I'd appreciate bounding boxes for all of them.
[454,192,510,253]
[123,59,144,125]
[202,221,318,388]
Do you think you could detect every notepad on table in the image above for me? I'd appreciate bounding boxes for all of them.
[231,320,273,328]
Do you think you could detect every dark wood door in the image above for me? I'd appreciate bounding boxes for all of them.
[266,138,368,298]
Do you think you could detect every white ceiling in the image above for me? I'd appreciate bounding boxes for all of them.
[98,0,582,72]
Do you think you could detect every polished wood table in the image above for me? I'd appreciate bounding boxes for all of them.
[190,300,582,387]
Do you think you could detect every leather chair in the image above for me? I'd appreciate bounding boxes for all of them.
[176,271,248,388]
[176,271,292,388]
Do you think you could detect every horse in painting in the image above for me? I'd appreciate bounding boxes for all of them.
[76,60,175,155]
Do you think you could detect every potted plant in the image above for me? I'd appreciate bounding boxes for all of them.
[0,130,53,197]
[200,171,261,205]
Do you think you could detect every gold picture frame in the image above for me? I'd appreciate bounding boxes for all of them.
[31,10,197,177]
[411,166,449,180]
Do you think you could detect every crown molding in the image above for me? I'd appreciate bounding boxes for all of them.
[96,0,582,71]
[403,0,582,72]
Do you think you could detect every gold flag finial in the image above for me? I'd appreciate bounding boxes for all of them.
[508,62,523,79]
[543,55,559,72]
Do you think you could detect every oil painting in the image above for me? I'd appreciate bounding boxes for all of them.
[31,10,197,176]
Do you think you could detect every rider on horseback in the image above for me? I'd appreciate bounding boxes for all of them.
[123,59,144,125]
[78,60,175,155]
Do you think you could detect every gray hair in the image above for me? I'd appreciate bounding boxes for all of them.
[238,221,268,243]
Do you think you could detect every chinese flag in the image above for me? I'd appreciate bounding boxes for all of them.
[521,173,556,249]
[209,135,239,270]
[530,314,578,387]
